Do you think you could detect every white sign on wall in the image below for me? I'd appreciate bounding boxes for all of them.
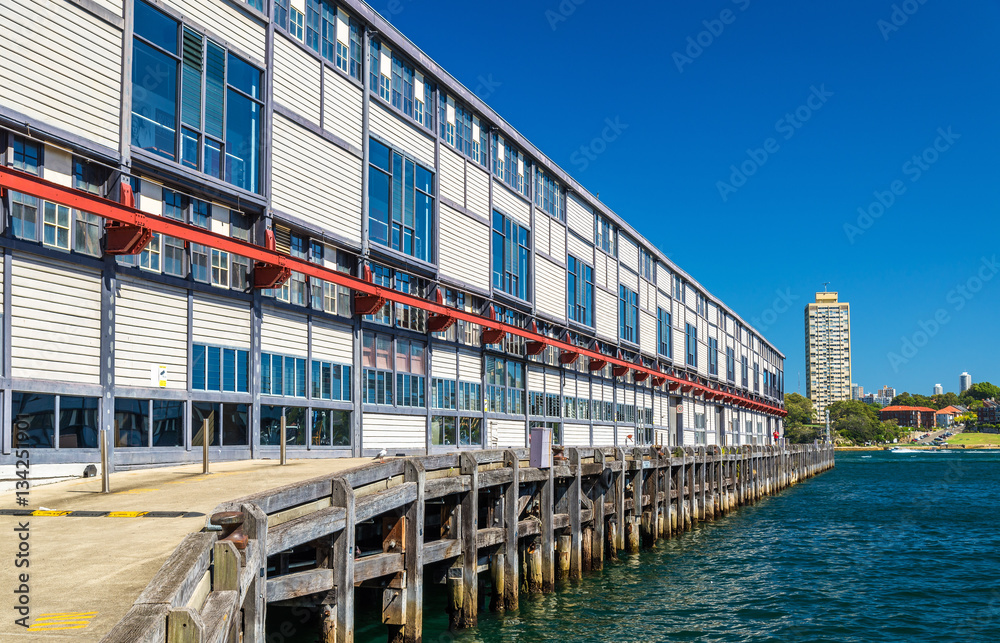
[151,365,168,388]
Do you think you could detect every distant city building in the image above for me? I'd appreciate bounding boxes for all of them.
[880,406,936,429]
[960,372,972,393]
[877,385,896,401]
[978,399,999,425]
[805,292,852,419]
[934,383,943,396]
[851,383,863,400]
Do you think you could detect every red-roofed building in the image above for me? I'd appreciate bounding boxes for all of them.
[880,406,936,429]
[936,405,967,428]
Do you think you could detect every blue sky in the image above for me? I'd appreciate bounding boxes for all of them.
[379,0,1000,397]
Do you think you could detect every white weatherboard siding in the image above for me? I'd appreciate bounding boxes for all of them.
[466,165,490,218]
[458,351,480,382]
[431,348,457,380]
[324,68,363,147]
[620,268,638,292]
[369,101,434,167]
[535,258,565,321]
[549,220,566,260]
[595,289,617,340]
[593,425,614,445]
[1,1,120,150]
[563,424,590,447]
[568,234,591,264]
[363,414,425,450]
[192,293,251,348]
[440,148,465,206]
[312,321,353,363]
[167,0,265,62]
[492,182,530,226]
[527,366,544,393]
[272,114,362,243]
[439,204,490,291]
[273,36,321,126]
[619,236,639,272]
[535,216,550,257]
[11,256,101,384]
[490,419,525,448]
[261,309,308,356]
[566,194,593,239]
[116,278,188,389]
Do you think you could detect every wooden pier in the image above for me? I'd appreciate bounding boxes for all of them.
[102,442,835,642]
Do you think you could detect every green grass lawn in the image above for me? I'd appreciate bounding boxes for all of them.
[945,433,1000,446]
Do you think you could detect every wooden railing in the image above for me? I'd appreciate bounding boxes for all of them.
[102,442,835,643]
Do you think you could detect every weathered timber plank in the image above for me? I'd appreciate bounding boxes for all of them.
[200,590,239,643]
[267,506,348,555]
[354,552,404,582]
[343,460,406,488]
[518,468,548,483]
[479,469,514,488]
[517,518,541,538]
[476,527,505,548]
[134,532,216,607]
[552,513,569,530]
[425,475,471,498]
[424,538,462,564]
[354,482,417,523]
[269,497,332,528]
[101,604,168,643]
[266,569,334,602]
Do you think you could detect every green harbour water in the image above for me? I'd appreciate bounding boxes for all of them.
[276,450,1000,642]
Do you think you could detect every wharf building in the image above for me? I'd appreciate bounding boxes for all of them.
[0,0,785,467]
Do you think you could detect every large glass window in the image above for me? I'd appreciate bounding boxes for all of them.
[708,338,719,377]
[595,215,616,256]
[11,393,100,449]
[492,135,530,197]
[485,356,524,415]
[132,1,263,193]
[657,308,672,358]
[619,285,638,344]
[362,333,426,407]
[741,356,749,388]
[192,344,249,393]
[727,348,736,382]
[568,256,594,327]
[311,360,352,401]
[191,402,249,446]
[114,399,184,447]
[261,353,307,397]
[368,138,434,262]
[492,211,529,300]
[685,324,698,368]
[534,169,564,221]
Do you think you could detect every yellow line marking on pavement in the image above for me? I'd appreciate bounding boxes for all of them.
[106,511,148,518]
[28,612,98,631]
[32,510,72,517]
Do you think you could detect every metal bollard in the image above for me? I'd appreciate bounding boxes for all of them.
[280,415,287,465]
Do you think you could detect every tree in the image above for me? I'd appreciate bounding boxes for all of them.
[961,382,1000,401]
[784,393,814,428]
[785,424,822,444]
[826,400,900,445]
[931,392,960,409]
[890,392,935,408]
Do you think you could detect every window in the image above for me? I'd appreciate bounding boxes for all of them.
[754,363,760,393]
[708,338,718,377]
[458,381,481,412]
[492,211,529,300]
[595,215,616,256]
[673,274,683,300]
[368,138,434,262]
[114,399,184,447]
[12,135,41,174]
[274,0,288,28]
[190,199,210,283]
[310,359,352,401]
[685,324,698,367]
[310,247,353,316]
[535,169,564,221]
[370,39,392,101]
[492,135,530,197]
[260,405,306,446]
[42,202,70,250]
[192,402,249,446]
[290,7,304,40]
[443,98,486,165]
[657,308,672,358]
[485,356,524,415]
[162,189,186,277]
[741,356,749,388]
[362,333,425,407]
[334,8,363,80]
[192,344,249,393]
[726,348,736,382]
[72,158,105,256]
[567,256,594,326]
[261,353,307,397]
[431,416,482,447]
[12,393,100,449]
[432,378,456,410]
[619,285,638,344]
[131,1,263,193]
[312,408,351,446]
[640,248,654,281]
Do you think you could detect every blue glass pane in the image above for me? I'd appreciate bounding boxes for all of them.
[312,361,322,398]
[296,359,306,397]
[369,170,390,247]
[284,357,295,396]
[273,357,284,396]
[134,0,178,54]
[225,90,261,193]
[261,354,271,394]
[342,366,351,401]
[227,53,261,99]
[223,348,236,392]
[237,350,249,392]
[131,41,178,160]
[370,139,391,171]
[207,346,221,390]
[192,344,206,390]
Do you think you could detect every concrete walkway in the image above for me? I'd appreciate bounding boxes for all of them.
[0,457,368,641]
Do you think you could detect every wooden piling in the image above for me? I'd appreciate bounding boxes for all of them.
[526,541,542,594]
[556,534,571,580]
[592,449,607,571]
[581,527,593,573]
[458,453,479,628]
[490,553,505,612]
[540,459,555,593]
[568,448,583,581]
[502,450,520,611]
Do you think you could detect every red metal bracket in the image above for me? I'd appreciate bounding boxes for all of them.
[588,357,607,371]
[427,289,457,333]
[525,321,547,356]
[104,181,152,255]
[354,264,386,315]
[480,305,505,345]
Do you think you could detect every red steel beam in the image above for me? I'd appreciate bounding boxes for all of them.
[0,166,788,417]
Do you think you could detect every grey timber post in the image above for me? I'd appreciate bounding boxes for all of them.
[592,448,606,571]
[202,419,210,475]
[243,503,268,643]
[540,454,555,592]
[502,450,519,610]
[568,447,582,580]
[401,460,425,643]
[613,447,626,553]
[458,453,479,626]
[332,479,355,643]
